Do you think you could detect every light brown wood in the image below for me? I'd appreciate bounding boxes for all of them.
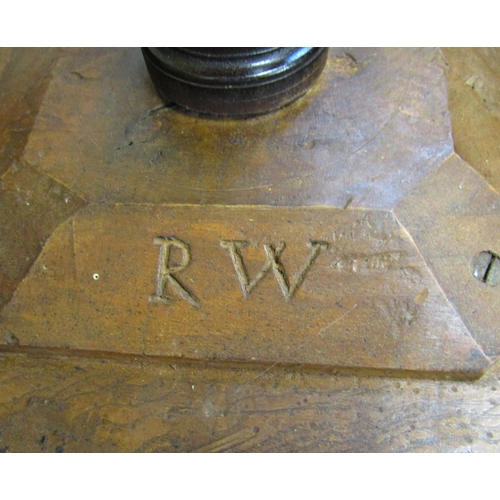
[0,204,488,375]
[19,48,450,208]
[1,351,500,452]
[1,48,500,452]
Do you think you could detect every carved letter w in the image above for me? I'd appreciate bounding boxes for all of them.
[220,240,328,301]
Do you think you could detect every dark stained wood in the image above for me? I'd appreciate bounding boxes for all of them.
[1,48,500,452]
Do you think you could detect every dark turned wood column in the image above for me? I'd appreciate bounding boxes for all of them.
[142,47,328,116]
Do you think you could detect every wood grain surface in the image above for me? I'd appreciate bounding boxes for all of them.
[0,205,488,375]
[1,48,500,452]
[1,351,500,452]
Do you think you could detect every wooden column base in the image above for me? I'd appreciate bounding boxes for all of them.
[1,48,500,452]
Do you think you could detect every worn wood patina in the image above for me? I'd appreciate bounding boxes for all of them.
[1,48,500,452]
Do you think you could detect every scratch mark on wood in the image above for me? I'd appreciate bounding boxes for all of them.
[242,303,358,385]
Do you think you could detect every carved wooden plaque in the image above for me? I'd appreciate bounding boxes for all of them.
[1,48,499,378]
[0,203,492,374]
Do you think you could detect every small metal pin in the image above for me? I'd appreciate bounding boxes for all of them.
[471,251,500,286]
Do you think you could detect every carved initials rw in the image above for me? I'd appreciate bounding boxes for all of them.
[220,240,328,301]
[149,237,200,309]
